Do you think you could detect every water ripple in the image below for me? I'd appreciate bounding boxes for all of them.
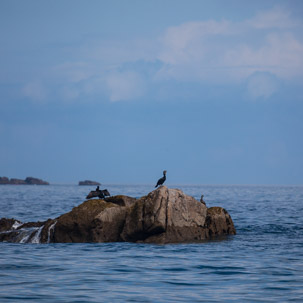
[0,185,303,302]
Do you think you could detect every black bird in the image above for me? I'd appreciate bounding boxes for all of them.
[155,170,167,188]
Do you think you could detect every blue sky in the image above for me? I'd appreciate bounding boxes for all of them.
[1,0,303,184]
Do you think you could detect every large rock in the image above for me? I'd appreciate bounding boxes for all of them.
[121,187,210,243]
[53,199,118,242]
[205,207,236,237]
[91,207,127,242]
[0,186,236,244]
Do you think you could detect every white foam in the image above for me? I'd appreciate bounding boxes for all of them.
[12,221,22,230]
[19,231,32,243]
[30,225,44,244]
[47,221,57,243]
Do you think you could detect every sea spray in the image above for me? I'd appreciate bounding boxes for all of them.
[12,220,22,229]
[30,225,44,244]
[19,228,38,243]
[47,221,57,243]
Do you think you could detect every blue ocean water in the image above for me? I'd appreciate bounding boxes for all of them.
[0,184,303,302]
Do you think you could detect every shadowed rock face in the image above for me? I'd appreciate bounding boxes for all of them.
[0,218,18,232]
[0,187,236,244]
[205,207,236,237]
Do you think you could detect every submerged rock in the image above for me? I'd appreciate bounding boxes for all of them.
[0,186,236,244]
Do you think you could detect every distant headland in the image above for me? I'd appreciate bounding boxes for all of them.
[79,180,101,186]
[0,177,49,185]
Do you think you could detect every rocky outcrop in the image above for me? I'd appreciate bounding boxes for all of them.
[120,187,209,243]
[0,176,49,185]
[24,177,49,185]
[205,207,236,237]
[0,186,236,244]
[79,180,101,186]
[0,218,19,232]
[53,199,118,242]
[0,177,10,184]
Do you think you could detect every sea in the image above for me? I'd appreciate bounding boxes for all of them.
[0,184,303,302]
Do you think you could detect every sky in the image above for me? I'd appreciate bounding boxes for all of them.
[0,0,303,185]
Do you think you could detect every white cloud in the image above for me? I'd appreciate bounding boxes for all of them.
[19,5,303,103]
[223,32,303,81]
[247,5,300,29]
[158,20,232,65]
[106,71,146,102]
[246,72,278,99]
[155,6,303,90]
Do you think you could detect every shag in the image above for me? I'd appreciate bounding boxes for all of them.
[86,189,110,199]
[200,194,206,205]
[155,170,167,188]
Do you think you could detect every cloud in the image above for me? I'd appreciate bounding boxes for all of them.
[105,71,146,102]
[224,32,303,80]
[156,7,303,85]
[158,20,232,65]
[18,5,303,103]
[247,5,300,29]
[246,72,278,99]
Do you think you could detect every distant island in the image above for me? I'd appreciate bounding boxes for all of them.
[79,180,101,186]
[0,177,49,185]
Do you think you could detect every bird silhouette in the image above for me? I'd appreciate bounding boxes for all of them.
[155,170,167,188]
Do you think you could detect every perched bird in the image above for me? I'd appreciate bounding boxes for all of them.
[200,194,206,205]
[155,170,167,188]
